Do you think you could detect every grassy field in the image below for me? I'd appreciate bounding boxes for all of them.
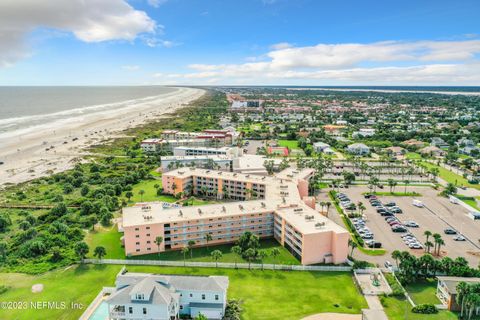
[0,264,367,320]
[405,279,440,305]
[381,295,457,320]
[456,195,480,211]
[86,226,300,264]
[125,179,176,203]
[406,152,422,160]
[278,140,299,149]
[420,161,478,189]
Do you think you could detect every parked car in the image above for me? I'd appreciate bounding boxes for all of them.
[412,199,424,208]
[453,235,466,241]
[404,221,419,228]
[385,202,396,207]
[384,261,393,268]
[392,225,407,232]
[444,228,457,235]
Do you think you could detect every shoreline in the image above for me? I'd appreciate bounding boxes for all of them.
[0,87,205,187]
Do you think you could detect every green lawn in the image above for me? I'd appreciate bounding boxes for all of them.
[456,195,480,211]
[406,152,422,160]
[0,264,367,320]
[86,226,300,264]
[420,161,478,189]
[125,179,176,203]
[405,279,441,305]
[278,140,299,149]
[381,295,457,320]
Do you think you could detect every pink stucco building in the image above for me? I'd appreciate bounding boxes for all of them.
[122,168,349,265]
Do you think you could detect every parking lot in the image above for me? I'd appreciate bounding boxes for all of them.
[334,186,480,266]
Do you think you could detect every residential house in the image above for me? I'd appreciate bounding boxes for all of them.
[107,272,229,320]
[384,146,405,158]
[347,143,370,156]
[352,128,376,138]
[436,276,480,314]
[431,137,450,150]
[419,146,446,157]
[313,142,335,155]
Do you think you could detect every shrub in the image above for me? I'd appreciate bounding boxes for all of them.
[412,304,438,314]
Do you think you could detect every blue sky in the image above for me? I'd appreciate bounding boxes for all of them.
[0,0,479,85]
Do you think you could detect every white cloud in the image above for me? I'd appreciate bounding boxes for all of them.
[147,0,168,8]
[270,42,292,50]
[122,65,140,71]
[142,36,179,48]
[163,39,480,85]
[0,0,156,67]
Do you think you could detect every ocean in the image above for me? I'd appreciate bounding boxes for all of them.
[0,86,176,137]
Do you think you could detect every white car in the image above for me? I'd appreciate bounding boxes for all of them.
[453,235,466,241]
[404,221,419,228]
[412,199,424,208]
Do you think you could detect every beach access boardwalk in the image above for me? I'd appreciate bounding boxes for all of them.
[82,258,353,272]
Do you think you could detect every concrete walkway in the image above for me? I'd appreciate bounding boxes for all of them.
[364,295,388,320]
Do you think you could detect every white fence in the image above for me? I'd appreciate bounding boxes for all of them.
[83,258,352,272]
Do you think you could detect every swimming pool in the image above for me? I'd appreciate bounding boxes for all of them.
[88,301,109,320]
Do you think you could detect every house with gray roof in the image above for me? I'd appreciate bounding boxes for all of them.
[107,271,229,320]
[346,143,370,156]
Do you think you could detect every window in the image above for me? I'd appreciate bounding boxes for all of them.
[190,293,193,297]
[146,233,150,237]
[136,249,140,252]
[135,235,139,238]
[215,295,219,301]
[129,307,133,314]
[135,228,139,231]
[147,241,151,244]
[143,307,147,315]
[146,226,150,230]
[202,294,205,300]
[136,242,140,245]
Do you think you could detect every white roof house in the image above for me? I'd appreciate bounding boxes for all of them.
[107,272,229,320]
[347,143,370,155]
[313,142,335,154]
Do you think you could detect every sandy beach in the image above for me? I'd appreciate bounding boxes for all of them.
[0,87,205,187]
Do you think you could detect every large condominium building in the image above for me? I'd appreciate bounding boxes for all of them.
[141,130,239,153]
[173,146,243,157]
[122,168,349,265]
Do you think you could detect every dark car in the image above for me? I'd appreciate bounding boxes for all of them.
[444,228,457,235]
[392,226,407,232]
[385,202,396,207]
[367,242,382,248]
[390,208,403,214]
[381,211,395,217]
[364,193,373,199]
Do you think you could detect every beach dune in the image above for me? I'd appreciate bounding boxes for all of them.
[0,87,205,187]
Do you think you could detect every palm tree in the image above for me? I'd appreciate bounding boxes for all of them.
[231,245,242,269]
[403,180,410,194]
[204,233,213,251]
[93,246,106,260]
[432,233,442,256]
[358,201,366,216]
[436,238,445,256]
[245,248,256,270]
[188,240,195,259]
[125,191,133,202]
[348,239,357,257]
[270,248,280,270]
[258,250,268,270]
[319,201,326,213]
[456,281,469,318]
[325,201,332,218]
[181,246,189,267]
[425,241,434,254]
[154,236,163,257]
[387,178,397,194]
[424,230,432,253]
[138,189,145,202]
[210,250,222,268]
[391,250,402,267]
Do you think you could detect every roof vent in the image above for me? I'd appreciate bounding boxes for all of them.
[315,222,326,228]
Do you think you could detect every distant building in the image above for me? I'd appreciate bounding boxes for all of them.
[313,142,335,154]
[107,271,229,320]
[267,146,289,157]
[436,276,480,314]
[383,146,405,158]
[352,128,375,138]
[431,137,449,149]
[419,145,446,157]
[347,143,370,156]
[323,125,346,136]
[402,139,425,148]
